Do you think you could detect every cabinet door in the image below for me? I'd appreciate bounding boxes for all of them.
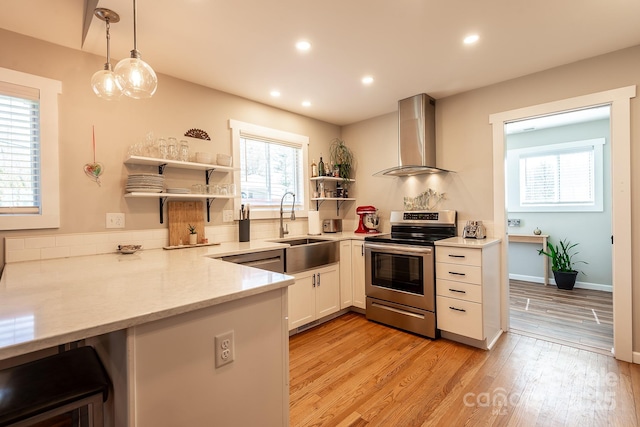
[352,241,366,309]
[339,240,353,309]
[315,264,340,319]
[288,270,316,331]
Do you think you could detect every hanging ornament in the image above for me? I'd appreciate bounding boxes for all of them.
[84,126,104,186]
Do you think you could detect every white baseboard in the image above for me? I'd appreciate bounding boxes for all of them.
[633,352,640,365]
[509,273,612,292]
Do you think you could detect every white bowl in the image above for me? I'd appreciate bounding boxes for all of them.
[196,152,212,164]
[216,153,232,166]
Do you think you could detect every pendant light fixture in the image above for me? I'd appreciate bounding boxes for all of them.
[114,0,158,99]
[91,8,123,100]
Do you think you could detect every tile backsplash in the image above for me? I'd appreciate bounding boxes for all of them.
[4,219,310,264]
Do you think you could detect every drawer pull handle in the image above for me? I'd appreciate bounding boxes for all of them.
[449,288,466,294]
[449,254,465,258]
[449,272,465,276]
[449,306,466,313]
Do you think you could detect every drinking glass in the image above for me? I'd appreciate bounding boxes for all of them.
[157,137,167,159]
[179,140,189,162]
[167,137,178,160]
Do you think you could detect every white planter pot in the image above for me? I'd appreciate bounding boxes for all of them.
[189,234,198,245]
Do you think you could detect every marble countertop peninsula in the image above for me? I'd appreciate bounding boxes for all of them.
[0,247,294,360]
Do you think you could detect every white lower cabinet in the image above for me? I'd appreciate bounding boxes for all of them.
[340,240,353,308]
[288,263,340,330]
[435,241,501,349]
[351,240,366,309]
[339,240,366,310]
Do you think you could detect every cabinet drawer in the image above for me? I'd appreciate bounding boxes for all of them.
[435,262,481,285]
[436,296,483,340]
[436,246,481,266]
[436,279,482,303]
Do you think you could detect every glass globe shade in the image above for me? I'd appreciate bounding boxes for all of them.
[114,57,158,99]
[91,69,123,101]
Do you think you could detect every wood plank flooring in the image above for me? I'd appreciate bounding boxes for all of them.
[290,312,639,427]
[509,280,613,354]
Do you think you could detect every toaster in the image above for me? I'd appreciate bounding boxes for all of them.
[322,219,342,233]
[462,220,486,239]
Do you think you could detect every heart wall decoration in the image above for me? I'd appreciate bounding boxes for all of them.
[84,126,104,186]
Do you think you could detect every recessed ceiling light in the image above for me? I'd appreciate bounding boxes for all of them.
[296,40,311,51]
[361,76,374,85]
[302,100,311,107]
[464,34,479,45]
[270,90,281,97]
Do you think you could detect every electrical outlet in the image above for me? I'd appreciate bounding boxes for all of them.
[215,330,235,368]
[106,213,125,229]
[223,210,234,223]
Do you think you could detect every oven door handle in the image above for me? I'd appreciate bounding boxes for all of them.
[364,242,433,255]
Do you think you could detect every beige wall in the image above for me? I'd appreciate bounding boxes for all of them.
[343,45,640,353]
[0,29,340,269]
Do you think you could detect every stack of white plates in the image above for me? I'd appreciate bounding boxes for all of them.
[126,174,165,193]
[166,188,190,194]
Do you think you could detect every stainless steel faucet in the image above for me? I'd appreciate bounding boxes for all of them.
[279,192,296,238]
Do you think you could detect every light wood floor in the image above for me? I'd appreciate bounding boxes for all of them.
[290,312,640,427]
[509,280,613,354]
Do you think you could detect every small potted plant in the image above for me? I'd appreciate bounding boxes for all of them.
[538,238,587,290]
[329,138,354,188]
[188,224,198,245]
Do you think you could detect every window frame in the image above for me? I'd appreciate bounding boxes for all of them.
[507,138,605,212]
[229,119,309,220]
[0,67,61,230]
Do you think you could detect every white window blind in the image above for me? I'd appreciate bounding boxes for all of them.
[520,147,594,205]
[0,81,41,214]
[507,138,604,212]
[239,135,304,208]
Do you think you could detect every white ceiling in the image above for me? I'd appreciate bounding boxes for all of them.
[2,0,640,126]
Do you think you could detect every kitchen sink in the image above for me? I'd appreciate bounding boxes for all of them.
[269,237,339,273]
[275,238,330,246]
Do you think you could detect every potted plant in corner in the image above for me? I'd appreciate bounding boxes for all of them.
[188,224,198,245]
[329,138,354,189]
[538,238,587,290]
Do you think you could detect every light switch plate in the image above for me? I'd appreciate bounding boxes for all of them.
[223,210,234,222]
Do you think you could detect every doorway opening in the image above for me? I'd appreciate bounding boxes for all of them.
[505,106,613,354]
[489,86,635,363]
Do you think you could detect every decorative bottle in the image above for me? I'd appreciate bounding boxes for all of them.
[318,156,325,176]
[311,159,318,177]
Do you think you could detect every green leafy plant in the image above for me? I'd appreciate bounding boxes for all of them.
[538,238,587,273]
[188,224,197,235]
[328,138,354,185]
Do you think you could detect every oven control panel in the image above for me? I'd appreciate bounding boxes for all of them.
[403,212,439,221]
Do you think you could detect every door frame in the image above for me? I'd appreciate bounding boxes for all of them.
[489,86,635,362]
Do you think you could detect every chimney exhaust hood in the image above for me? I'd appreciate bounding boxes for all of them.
[374,93,451,176]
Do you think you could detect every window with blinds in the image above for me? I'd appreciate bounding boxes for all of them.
[229,119,309,219]
[507,138,605,212]
[0,82,41,215]
[239,136,304,208]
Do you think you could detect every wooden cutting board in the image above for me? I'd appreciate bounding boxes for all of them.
[168,201,205,246]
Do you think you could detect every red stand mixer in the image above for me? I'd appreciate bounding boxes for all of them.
[355,206,380,234]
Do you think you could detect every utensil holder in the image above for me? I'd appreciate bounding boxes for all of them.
[239,219,250,242]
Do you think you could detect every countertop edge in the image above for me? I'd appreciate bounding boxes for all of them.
[435,236,502,248]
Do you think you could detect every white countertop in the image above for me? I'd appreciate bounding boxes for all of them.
[435,236,502,248]
[0,247,294,360]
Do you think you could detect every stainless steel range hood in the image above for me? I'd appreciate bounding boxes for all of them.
[375,93,451,176]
